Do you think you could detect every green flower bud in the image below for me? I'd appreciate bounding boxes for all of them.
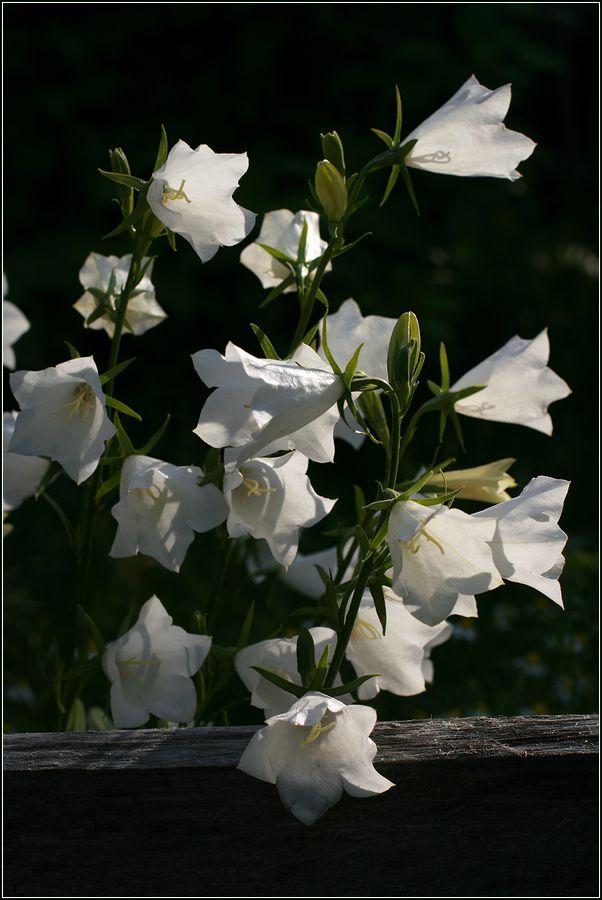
[320,131,346,175]
[315,160,348,224]
[387,311,422,406]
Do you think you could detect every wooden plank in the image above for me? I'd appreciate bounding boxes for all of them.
[4,716,598,897]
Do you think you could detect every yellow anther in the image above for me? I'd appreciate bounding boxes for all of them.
[300,720,337,747]
[162,179,191,205]
[62,383,96,421]
[242,477,276,498]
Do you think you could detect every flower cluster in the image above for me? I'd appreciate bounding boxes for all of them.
[4,75,574,830]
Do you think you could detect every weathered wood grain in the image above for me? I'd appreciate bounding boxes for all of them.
[4,715,598,897]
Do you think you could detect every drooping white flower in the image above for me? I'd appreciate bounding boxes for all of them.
[9,357,116,485]
[147,140,256,263]
[192,342,343,464]
[223,449,335,569]
[240,209,331,291]
[451,329,571,435]
[3,274,30,370]
[234,627,341,717]
[319,298,396,383]
[238,691,394,825]
[346,588,453,699]
[388,499,503,625]
[403,74,536,180]
[73,252,166,337]
[102,595,211,728]
[110,454,228,572]
[473,476,570,607]
[3,411,49,514]
[425,458,517,504]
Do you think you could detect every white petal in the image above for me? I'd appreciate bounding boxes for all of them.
[240,209,330,291]
[3,301,30,369]
[389,501,503,625]
[9,357,116,484]
[147,141,255,263]
[347,589,453,699]
[224,451,335,569]
[3,411,50,511]
[404,75,536,180]
[452,330,571,434]
[474,476,569,607]
[319,298,396,383]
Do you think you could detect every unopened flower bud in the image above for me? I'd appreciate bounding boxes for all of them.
[315,160,348,224]
[319,131,346,175]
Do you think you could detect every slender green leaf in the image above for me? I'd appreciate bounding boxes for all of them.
[251,666,306,699]
[371,127,393,149]
[98,169,148,191]
[105,395,142,421]
[250,323,280,360]
[95,471,121,503]
[236,602,255,651]
[100,357,135,385]
[380,165,400,207]
[64,341,81,359]
[296,628,316,685]
[369,582,387,636]
[258,272,296,307]
[153,124,169,172]
[136,413,171,456]
[401,165,420,216]
[257,242,295,265]
[102,199,146,239]
[326,674,379,696]
[439,342,450,391]
[113,412,135,456]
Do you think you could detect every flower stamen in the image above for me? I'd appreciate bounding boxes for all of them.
[300,719,337,747]
[162,179,191,205]
[242,477,276,498]
[62,382,96,421]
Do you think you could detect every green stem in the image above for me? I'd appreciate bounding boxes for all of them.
[287,235,338,355]
[384,390,402,489]
[324,554,374,689]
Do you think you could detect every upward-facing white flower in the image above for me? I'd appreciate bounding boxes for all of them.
[73,252,166,337]
[403,74,536,180]
[9,357,116,485]
[240,209,331,291]
[110,455,228,572]
[192,342,343,464]
[3,274,30,370]
[102,595,211,728]
[238,691,394,825]
[223,449,335,569]
[388,499,503,625]
[473,476,569,607]
[346,588,453,699]
[147,140,256,262]
[3,411,49,514]
[451,329,571,435]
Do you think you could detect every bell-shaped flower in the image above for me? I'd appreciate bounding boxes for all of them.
[110,454,228,572]
[238,691,394,825]
[223,449,335,569]
[102,595,211,728]
[403,74,536,180]
[147,140,256,263]
[192,342,343,464]
[346,588,453,699]
[319,298,396,383]
[3,274,30,370]
[451,329,571,435]
[425,458,517,504]
[3,411,49,515]
[73,252,166,337]
[240,209,331,291]
[388,499,503,625]
[9,357,116,485]
[473,476,569,607]
[234,627,342,717]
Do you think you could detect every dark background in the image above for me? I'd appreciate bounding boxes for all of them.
[4,3,598,730]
